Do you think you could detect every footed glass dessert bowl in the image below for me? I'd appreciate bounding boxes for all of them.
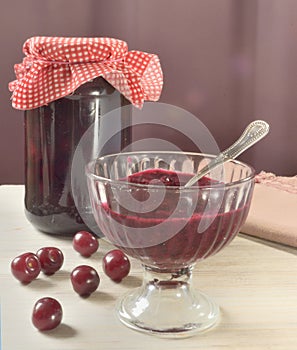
[86,151,255,337]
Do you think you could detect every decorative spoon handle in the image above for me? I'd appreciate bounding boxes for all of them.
[184,120,270,188]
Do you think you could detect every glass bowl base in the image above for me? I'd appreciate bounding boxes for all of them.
[115,267,220,338]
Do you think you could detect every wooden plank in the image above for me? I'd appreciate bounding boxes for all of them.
[1,186,297,349]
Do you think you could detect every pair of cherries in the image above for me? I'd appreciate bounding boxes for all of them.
[11,247,64,283]
[11,231,131,331]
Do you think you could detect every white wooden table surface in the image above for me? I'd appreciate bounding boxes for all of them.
[1,185,297,350]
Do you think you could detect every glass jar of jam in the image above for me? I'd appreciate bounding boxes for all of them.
[24,77,131,235]
[9,36,163,236]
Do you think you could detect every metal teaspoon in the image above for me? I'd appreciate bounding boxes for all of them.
[184,120,270,188]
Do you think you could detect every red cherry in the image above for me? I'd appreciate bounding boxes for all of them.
[72,231,99,257]
[32,297,63,331]
[70,265,100,297]
[36,247,64,275]
[11,252,41,284]
[102,250,130,282]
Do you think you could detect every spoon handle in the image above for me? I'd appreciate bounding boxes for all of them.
[184,120,270,188]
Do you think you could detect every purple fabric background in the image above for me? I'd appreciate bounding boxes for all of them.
[1,0,296,184]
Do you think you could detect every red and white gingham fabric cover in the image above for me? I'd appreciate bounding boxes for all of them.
[9,37,163,110]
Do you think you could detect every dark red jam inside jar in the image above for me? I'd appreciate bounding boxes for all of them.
[24,77,131,235]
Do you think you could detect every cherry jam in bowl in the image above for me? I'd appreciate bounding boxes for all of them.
[87,152,254,270]
[86,152,255,337]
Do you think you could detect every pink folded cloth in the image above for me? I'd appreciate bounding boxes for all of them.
[241,171,297,247]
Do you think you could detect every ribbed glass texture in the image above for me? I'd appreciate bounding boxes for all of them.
[87,151,255,271]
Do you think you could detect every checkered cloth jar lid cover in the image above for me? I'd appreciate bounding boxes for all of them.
[9,37,163,110]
